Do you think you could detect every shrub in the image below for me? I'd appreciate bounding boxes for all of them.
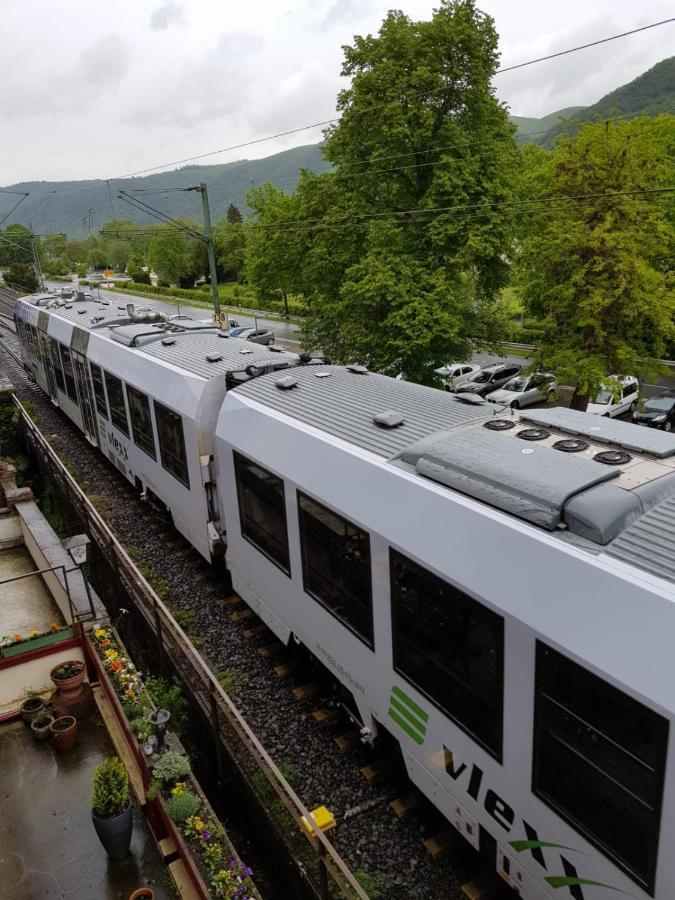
[145,675,189,732]
[166,790,200,824]
[92,756,129,818]
[151,750,191,784]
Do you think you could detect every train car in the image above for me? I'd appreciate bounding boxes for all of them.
[14,292,299,559]
[214,364,675,899]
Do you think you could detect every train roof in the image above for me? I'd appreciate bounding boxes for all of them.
[232,365,675,580]
[17,293,298,380]
[232,363,493,456]
[139,331,298,379]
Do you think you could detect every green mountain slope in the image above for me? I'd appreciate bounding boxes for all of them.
[512,107,585,144]
[540,56,674,148]
[3,143,330,238]
[2,58,672,236]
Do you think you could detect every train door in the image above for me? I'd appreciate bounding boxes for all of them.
[72,351,98,446]
[37,327,58,402]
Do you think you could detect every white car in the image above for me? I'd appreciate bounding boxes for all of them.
[434,362,481,391]
[586,376,639,418]
[486,373,556,409]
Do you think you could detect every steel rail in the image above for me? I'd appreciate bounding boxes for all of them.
[12,393,368,900]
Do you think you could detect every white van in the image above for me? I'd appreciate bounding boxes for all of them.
[587,376,639,418]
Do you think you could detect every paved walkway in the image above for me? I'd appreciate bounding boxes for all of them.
[0,715,172,899]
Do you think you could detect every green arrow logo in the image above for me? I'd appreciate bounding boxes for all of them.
[388,685,428,745]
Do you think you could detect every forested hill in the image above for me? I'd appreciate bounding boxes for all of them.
[3,144,330,239]
[3,57,672,237]
[523,56,674,148]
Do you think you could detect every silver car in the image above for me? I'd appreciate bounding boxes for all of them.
[434,362,481,391]
[237,327,275,346]
[486,373,556,409]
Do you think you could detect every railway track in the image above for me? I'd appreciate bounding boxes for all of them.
[0,308,511,899]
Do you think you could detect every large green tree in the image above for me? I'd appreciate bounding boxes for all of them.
[244,183,308,314]
[516,116,675,406]
[292,0,518,380]
[147,227,193,285]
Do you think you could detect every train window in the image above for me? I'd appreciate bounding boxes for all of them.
[127,386,156,460]
[532,641,668,893]
[233,451,289,573]
[154,401,189,488]
[59,346,79,404]
[298,492,373,648]
[533,643,668,893]
[90,363,108,419]
[390,550,503,759]
[104,372,129,436]
[49,339,66,392]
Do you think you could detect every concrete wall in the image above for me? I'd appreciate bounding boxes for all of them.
[0,643,86,716]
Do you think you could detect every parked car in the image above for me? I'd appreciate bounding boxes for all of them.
[434,362,482,391]
[486,373,556,409]
[586,376,639,418]
[233,327,275,346]
[632,394,675,432]
[450,363,522,397]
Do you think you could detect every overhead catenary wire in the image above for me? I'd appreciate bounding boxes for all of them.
[0,193,29,228]
[111,18,675,180]
[230,186,675,233]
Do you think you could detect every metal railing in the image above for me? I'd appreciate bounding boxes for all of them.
[0,562,95,627]
[14,394,366,900]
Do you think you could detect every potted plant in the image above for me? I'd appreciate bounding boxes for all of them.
[92,756,133,860]
[30,711,54,741]
[50,659,86,700]
[50,715,78,751]
[20,695,45,723]
[129,890,154,900]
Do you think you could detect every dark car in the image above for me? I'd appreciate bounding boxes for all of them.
[450,363,522,397]
[632,395,675,432]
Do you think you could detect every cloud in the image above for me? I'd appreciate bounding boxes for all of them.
[124,31,264,128]
[320,0,376,29]
[149,0,184,31]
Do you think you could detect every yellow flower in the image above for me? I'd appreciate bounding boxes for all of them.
[30,630,39,637]
[171,781,187,797]
[94,628,106,638]
[105,649,118,660]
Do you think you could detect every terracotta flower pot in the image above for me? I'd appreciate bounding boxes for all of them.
[50,660,86,701]
[50,715,78,751]
[129,889,154,900]
[21,696,45,723]
[31,713,54,741]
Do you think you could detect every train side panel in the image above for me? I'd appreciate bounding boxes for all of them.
[215,392,675,900]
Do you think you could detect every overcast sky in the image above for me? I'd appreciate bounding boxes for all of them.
[0,0,672,187]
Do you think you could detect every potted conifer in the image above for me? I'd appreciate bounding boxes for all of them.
[91,756,133,860]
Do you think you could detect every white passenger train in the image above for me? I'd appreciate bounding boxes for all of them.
[13,291,675,899]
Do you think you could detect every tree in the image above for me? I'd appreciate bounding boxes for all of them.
[515,116,675,407]
[214,217,246,283]
[297,0,517,379]
[244,184,306,314]
[147,227,192,285]
[5,262,38,293]
[226,204,243,225]
[0,224,35,266]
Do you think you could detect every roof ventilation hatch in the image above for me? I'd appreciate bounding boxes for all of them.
[484,419,516,431]
[275,375,298,390]
[373,410,404,429]
[554,438,589,453]
[206,352,223,363]
[346,364,368,374]
[594,450,632,466]
[517,428,551,442]
[161,338,176,346]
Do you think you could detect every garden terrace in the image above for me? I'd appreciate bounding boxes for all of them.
[0,460,96,716]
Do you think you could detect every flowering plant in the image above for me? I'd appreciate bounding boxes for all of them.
[212,860,255,899]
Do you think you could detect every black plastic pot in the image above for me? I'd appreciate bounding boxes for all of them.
[92,805,133,860]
